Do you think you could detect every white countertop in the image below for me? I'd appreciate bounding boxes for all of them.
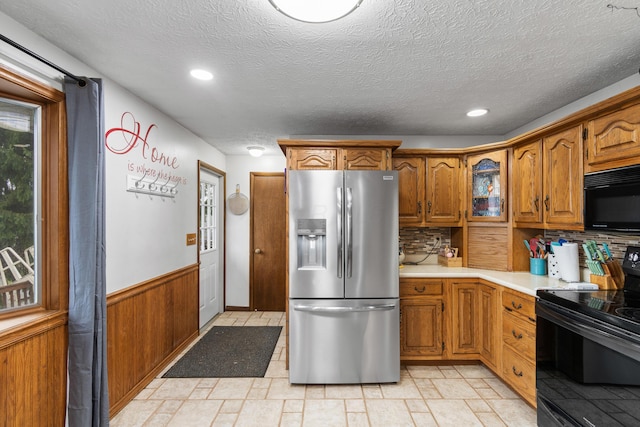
[399,264,597,296]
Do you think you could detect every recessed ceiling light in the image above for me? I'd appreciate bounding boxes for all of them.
[467,109,489,117]
[268,0,364,23]
[190,69,213,81]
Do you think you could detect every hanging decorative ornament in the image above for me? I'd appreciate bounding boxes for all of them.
[227,184,249,215]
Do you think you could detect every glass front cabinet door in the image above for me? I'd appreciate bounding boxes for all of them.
[467,150,507,221]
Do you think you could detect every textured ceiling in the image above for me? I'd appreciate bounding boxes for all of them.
[1,0,639,155]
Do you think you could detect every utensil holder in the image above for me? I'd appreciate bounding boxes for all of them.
[530,258,547,275]
[590,274,617,290]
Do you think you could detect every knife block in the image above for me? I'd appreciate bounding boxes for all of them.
[589,274,617,290]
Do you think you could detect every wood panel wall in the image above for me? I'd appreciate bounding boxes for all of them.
[0,314,68,427]
[107,265,199,417]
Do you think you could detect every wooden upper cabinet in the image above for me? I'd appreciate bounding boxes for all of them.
[512,140,543,224]
[279,139,401,171]
[466,150,508,222]
[287,148,337,170]
[343,148,391,170]
[427,157,462,225]
[393,156,426,226]
[586,102,640,173]
[543,125,583,228]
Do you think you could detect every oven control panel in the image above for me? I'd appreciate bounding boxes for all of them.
[623,246,640,274]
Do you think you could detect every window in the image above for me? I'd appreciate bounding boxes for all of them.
[0,99,39,311]
[199,179,217,252]
[0,66,67,318]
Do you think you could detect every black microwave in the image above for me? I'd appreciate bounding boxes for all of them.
[584,164,640,232]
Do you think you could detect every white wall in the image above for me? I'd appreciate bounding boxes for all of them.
[505,73,640,139]
[0,12,226,295]
[224,155,286,307]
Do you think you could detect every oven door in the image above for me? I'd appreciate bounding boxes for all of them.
[536,299,640,426]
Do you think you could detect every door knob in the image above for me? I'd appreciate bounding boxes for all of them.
[254,248,262,254]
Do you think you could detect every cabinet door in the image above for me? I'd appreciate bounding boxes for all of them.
[343,148,390,170]
[479,284,498,369]
[451,282,479,354]
[427,157,461,224]
[393,156,426,226]
[543,125,583,227]
[400,298,443,357]
[288,148,337,170]
[467,150,508,222]
[512,141,543,225]
[586,102,640,173]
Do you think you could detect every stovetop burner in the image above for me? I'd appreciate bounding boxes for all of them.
[615,307,640,322]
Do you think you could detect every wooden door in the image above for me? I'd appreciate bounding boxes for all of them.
[543,125,583,227]
[287,148,337,170]
[479,283,498,369]
[512,141,543,225]
[400,298,443,357]
[450,281,479,354]
[250,173,286,311]
[393,156,425,226]
[343,148,391,170]
[586,102,640,173]
[427,157,461,224]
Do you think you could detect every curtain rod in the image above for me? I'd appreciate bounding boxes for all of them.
[0,33,86,86]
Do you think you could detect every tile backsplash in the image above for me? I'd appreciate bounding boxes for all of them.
[544,230,640,267]
[400,227,640,268]
[399,227,451,263]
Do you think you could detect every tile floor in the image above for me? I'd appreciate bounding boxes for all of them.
[110,311,537,426]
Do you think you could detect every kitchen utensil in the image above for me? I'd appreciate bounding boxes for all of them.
[529,238,539,258]
[602,242,613,260]
[523,240,533,258]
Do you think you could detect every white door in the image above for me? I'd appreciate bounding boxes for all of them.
[199,168,223,327]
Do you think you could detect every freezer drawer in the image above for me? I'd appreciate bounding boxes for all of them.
[289,298,400,384]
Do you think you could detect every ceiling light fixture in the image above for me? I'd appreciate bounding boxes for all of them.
[247,146,265,157]
[268,0,364,23]
[190,69,213,81]
[466,109,489,117]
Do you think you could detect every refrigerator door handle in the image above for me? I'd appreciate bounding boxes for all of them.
[293,303,396,313]
[336,187,343,279]
[346,187,353,278]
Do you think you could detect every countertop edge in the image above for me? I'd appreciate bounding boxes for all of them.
[399,265,595,297]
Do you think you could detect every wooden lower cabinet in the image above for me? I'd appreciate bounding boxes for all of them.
[450,280,480,355]
[501,288,537,406]
[479,283,499,370]
[400,277,536,407]
[400,278,445,360]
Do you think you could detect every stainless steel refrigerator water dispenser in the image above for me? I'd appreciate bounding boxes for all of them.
[296,219,326,270]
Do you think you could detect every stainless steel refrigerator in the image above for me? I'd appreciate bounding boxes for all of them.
[288,170,399,384]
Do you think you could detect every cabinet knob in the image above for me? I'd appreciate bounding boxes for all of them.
[427,201,432,214]
[511,301,522,310]
[417,201,422,214]
[254,248,262,254]
[512,366,524,377]
[512,329,523,340]
[534,196,539,212]
[501,198,505,213]
[544,195,550,211]
[414,286,426,293]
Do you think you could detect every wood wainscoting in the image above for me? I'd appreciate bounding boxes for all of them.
[107,264,199,417]
[0,312,68,426]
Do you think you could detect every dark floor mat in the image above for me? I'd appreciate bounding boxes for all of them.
[162,326,282,378]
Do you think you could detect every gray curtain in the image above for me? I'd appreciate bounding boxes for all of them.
[65,77,109,426]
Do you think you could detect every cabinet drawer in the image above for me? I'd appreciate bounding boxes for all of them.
[502,289,535,321]
[400,279,444,297]
[502,312,535,363]
[502,344,536,403]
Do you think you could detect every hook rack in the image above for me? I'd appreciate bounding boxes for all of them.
[126,174,178,197]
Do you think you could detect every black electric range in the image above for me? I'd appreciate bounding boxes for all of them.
[536,246,640,426]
